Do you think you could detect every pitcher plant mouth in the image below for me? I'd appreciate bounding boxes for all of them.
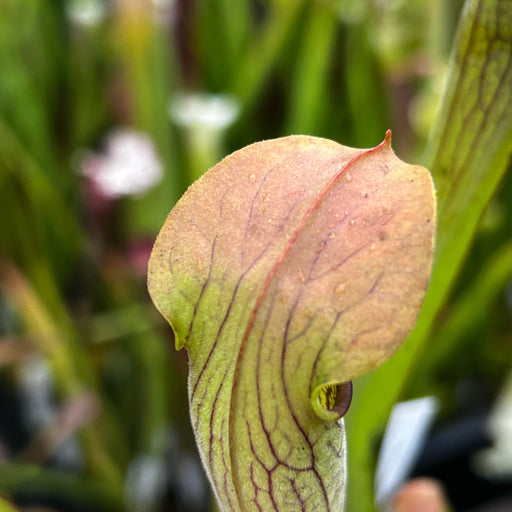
[148,132,436,511]
[311,381,353,422]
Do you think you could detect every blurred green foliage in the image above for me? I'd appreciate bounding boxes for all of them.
[0,0,511,511]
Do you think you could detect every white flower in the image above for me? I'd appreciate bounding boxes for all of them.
[169,92,240,130]
[81,129,163,199]
[67,0,106,27]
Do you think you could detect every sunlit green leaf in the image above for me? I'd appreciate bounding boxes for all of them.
[0,496,19,512]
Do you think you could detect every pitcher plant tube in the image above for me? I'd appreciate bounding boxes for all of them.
[148,131,436,511]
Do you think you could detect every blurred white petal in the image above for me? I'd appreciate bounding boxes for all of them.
[170,92,240,130]
[375,396,439,507]
[18,357,55,430]
[67,0,106,27]
[81,129,163,199]
[125,454,167,512]
[474,372,512,479]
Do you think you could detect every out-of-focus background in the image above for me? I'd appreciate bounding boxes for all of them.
[1,0,512,511]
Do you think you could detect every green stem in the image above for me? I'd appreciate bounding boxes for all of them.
[285,2,338,134]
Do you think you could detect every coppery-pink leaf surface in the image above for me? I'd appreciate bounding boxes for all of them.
[148,132,436,511]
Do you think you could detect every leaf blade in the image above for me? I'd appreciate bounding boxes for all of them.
[148,134,435,511]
